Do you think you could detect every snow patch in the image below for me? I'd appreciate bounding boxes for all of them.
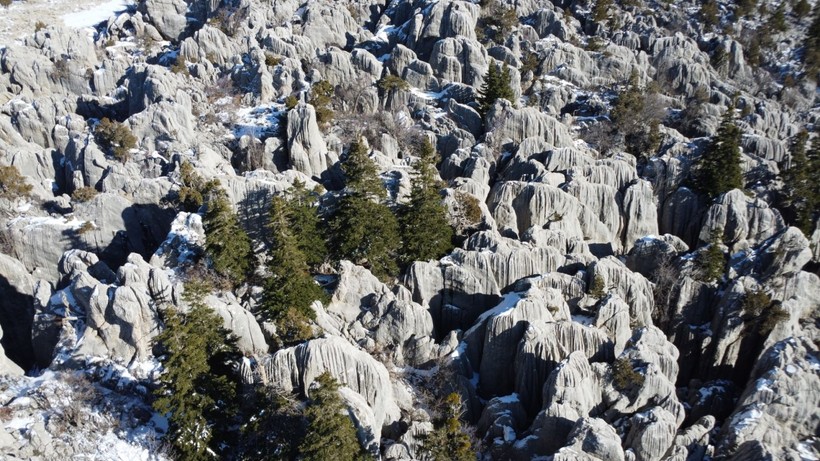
[730,405,763,434]
[233,104,286,139]
[62,0,133,29]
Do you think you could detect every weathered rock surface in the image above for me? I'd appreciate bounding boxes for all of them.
[260,336,402,440]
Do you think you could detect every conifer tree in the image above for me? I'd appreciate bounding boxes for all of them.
[592,0,613,22]
[262,195,326,345]
[329,138,401,280]
[781,131,817,233]
[203,190,253,285]
[421,393,474,461]
[477,63,515,116]
[286,180,328,269]
[610,72,662,158]
[693,104,743,200]
[400,138,454,266]
[805,5,820,82]
[176,160,219,212]
[298,372,368,461]
[239,386,306,460]
[697,229,727,283]
[153,280,240,460]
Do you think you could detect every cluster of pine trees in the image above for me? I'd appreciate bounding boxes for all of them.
[152,135,468,459]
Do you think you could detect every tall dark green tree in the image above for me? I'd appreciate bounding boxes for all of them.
[782,134,820,233]
[176,161,219,212]
[239,386,306,460]
[286,180,328,269]
[203,190,253,285]
[610,72,662,158]
[153,280,240,460]
[477,63,515,116]
[693,104,744,200]
[329,138,401,280]
[697,229,727,283]
[298,372,369,461]
[262,195,326,345]
[804,4,820,81]
[421,393,474,461]
[400,139,454,266]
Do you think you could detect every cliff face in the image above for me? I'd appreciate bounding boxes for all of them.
[0,0,818,459]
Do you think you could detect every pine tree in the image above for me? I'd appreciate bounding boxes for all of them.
[804,4,820,81]
[329,138,401,280]
[477,63,515,117]
[309,80,335,126]
[298,372,368,461]
[203,190,253,285]
[735,0,757,18]
[286,180,328,270]
[693,104,743,200]
[400,139,454,266]
[262,195,326,345]
[781,131,816,233]
[592,0,613,22]
[697,229,726,283]
[700,0,720,28]
[794,0,811,18]
[768,3,787,32]
[239,386,306,460]
[610,72,662,158]
[421,393,474,461]
[176,160,219,212]
[153,280,240,460]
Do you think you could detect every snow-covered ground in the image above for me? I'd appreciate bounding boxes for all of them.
[0,0,133,44]
[62,0,133,29]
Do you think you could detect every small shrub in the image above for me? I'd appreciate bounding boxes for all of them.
[589,274,606,298]
[742,289,772,318]
[612,357,645,391]
[264,53,281,67]
[0,0,12,8]
[760,305,790,334]
[0,165,33,200]
[454,191,482,225]
[95,117,136,162]
[170,55,189,75]
[378,74,410,93]
[34,21,46,32]
[697,241,726,283]
[284,95,299,110]
[78,221,95,234]
[309,80,334,126]
[586,36,605,52]
[72,186,98,202]
[176,160,220,212]
[794,0,810,17]
[520,50,540,76]
[51,57,71,81]
[700,0,720,29]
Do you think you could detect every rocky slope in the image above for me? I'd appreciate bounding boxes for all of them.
[0,0,818,459]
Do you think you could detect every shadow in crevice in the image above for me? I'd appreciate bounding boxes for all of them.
[0,274,35,371]
[61,203,176,274]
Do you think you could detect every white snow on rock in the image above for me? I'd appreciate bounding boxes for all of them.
[62,0,133,29]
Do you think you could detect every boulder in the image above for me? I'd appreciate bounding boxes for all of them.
[699,189,785,253]
[260,336,402,437]
[716,337,820,459]
[286,103,338,180]
[139,0,191,40]
[552,418,625,461]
